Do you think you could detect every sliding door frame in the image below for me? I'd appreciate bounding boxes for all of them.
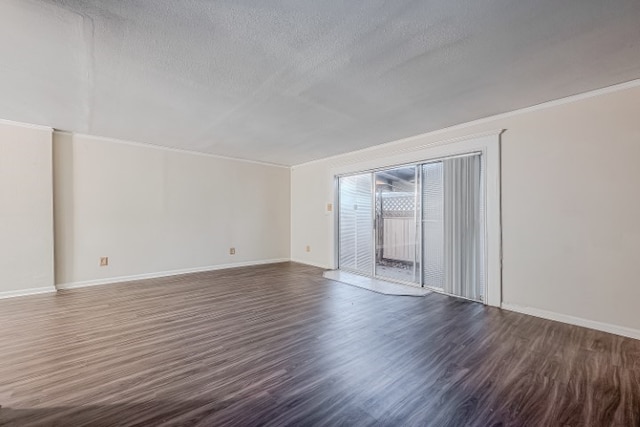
[331,130,503,307]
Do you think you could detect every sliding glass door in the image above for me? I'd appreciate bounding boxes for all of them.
[374,167,419,284]
[337,153,484,302]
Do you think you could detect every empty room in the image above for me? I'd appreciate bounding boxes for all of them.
[1,0,640,426]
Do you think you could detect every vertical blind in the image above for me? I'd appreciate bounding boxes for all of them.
[422,162,445,288]
[442,154,483,301]
[338,173,373,275]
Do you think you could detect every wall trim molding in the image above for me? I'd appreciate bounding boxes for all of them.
[324,130,506,172]
[0,118,53,132]
[290,259,331,269]
[52,130,289,169]
[0,286,57,300]
[56,258,291,290]
[502,303,640,341]
[293,78,640,168]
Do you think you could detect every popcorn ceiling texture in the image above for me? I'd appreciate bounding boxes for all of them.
[1,0,640,165]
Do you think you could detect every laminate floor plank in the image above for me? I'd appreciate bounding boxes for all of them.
[0,262,639,426]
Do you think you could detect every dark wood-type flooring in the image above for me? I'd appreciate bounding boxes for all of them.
[0,262,639,426]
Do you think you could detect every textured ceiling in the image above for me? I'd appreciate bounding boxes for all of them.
[1,0,640,165]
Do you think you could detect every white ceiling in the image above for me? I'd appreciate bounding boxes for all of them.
[1,0,640,165]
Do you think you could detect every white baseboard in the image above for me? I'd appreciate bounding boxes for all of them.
[56,258,291,290]
[0,286,57,300]
[501,303,640,341]
[290,259,331,269]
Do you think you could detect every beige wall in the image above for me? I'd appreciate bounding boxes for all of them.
[291,84,640,333]
[53,133,290,287]
[0,122,55,296]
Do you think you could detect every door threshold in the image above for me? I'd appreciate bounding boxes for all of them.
[323,270,431,297]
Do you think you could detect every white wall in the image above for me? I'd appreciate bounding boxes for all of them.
[54,133,290,287]
[0,121,55,296]
[291,83,640,335]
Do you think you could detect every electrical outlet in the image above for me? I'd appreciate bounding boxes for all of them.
[229,247,236,255]
[100,257,109,266]
[305,245,311,252]
[326,203,333,212]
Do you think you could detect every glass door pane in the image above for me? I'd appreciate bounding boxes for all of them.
[374,166,419,284]
[338,173,373,275]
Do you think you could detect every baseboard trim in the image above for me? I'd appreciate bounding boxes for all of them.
[290,259,331,269]
[56,258,291,290]
[0,286,57,300]
[501,303,640,341]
